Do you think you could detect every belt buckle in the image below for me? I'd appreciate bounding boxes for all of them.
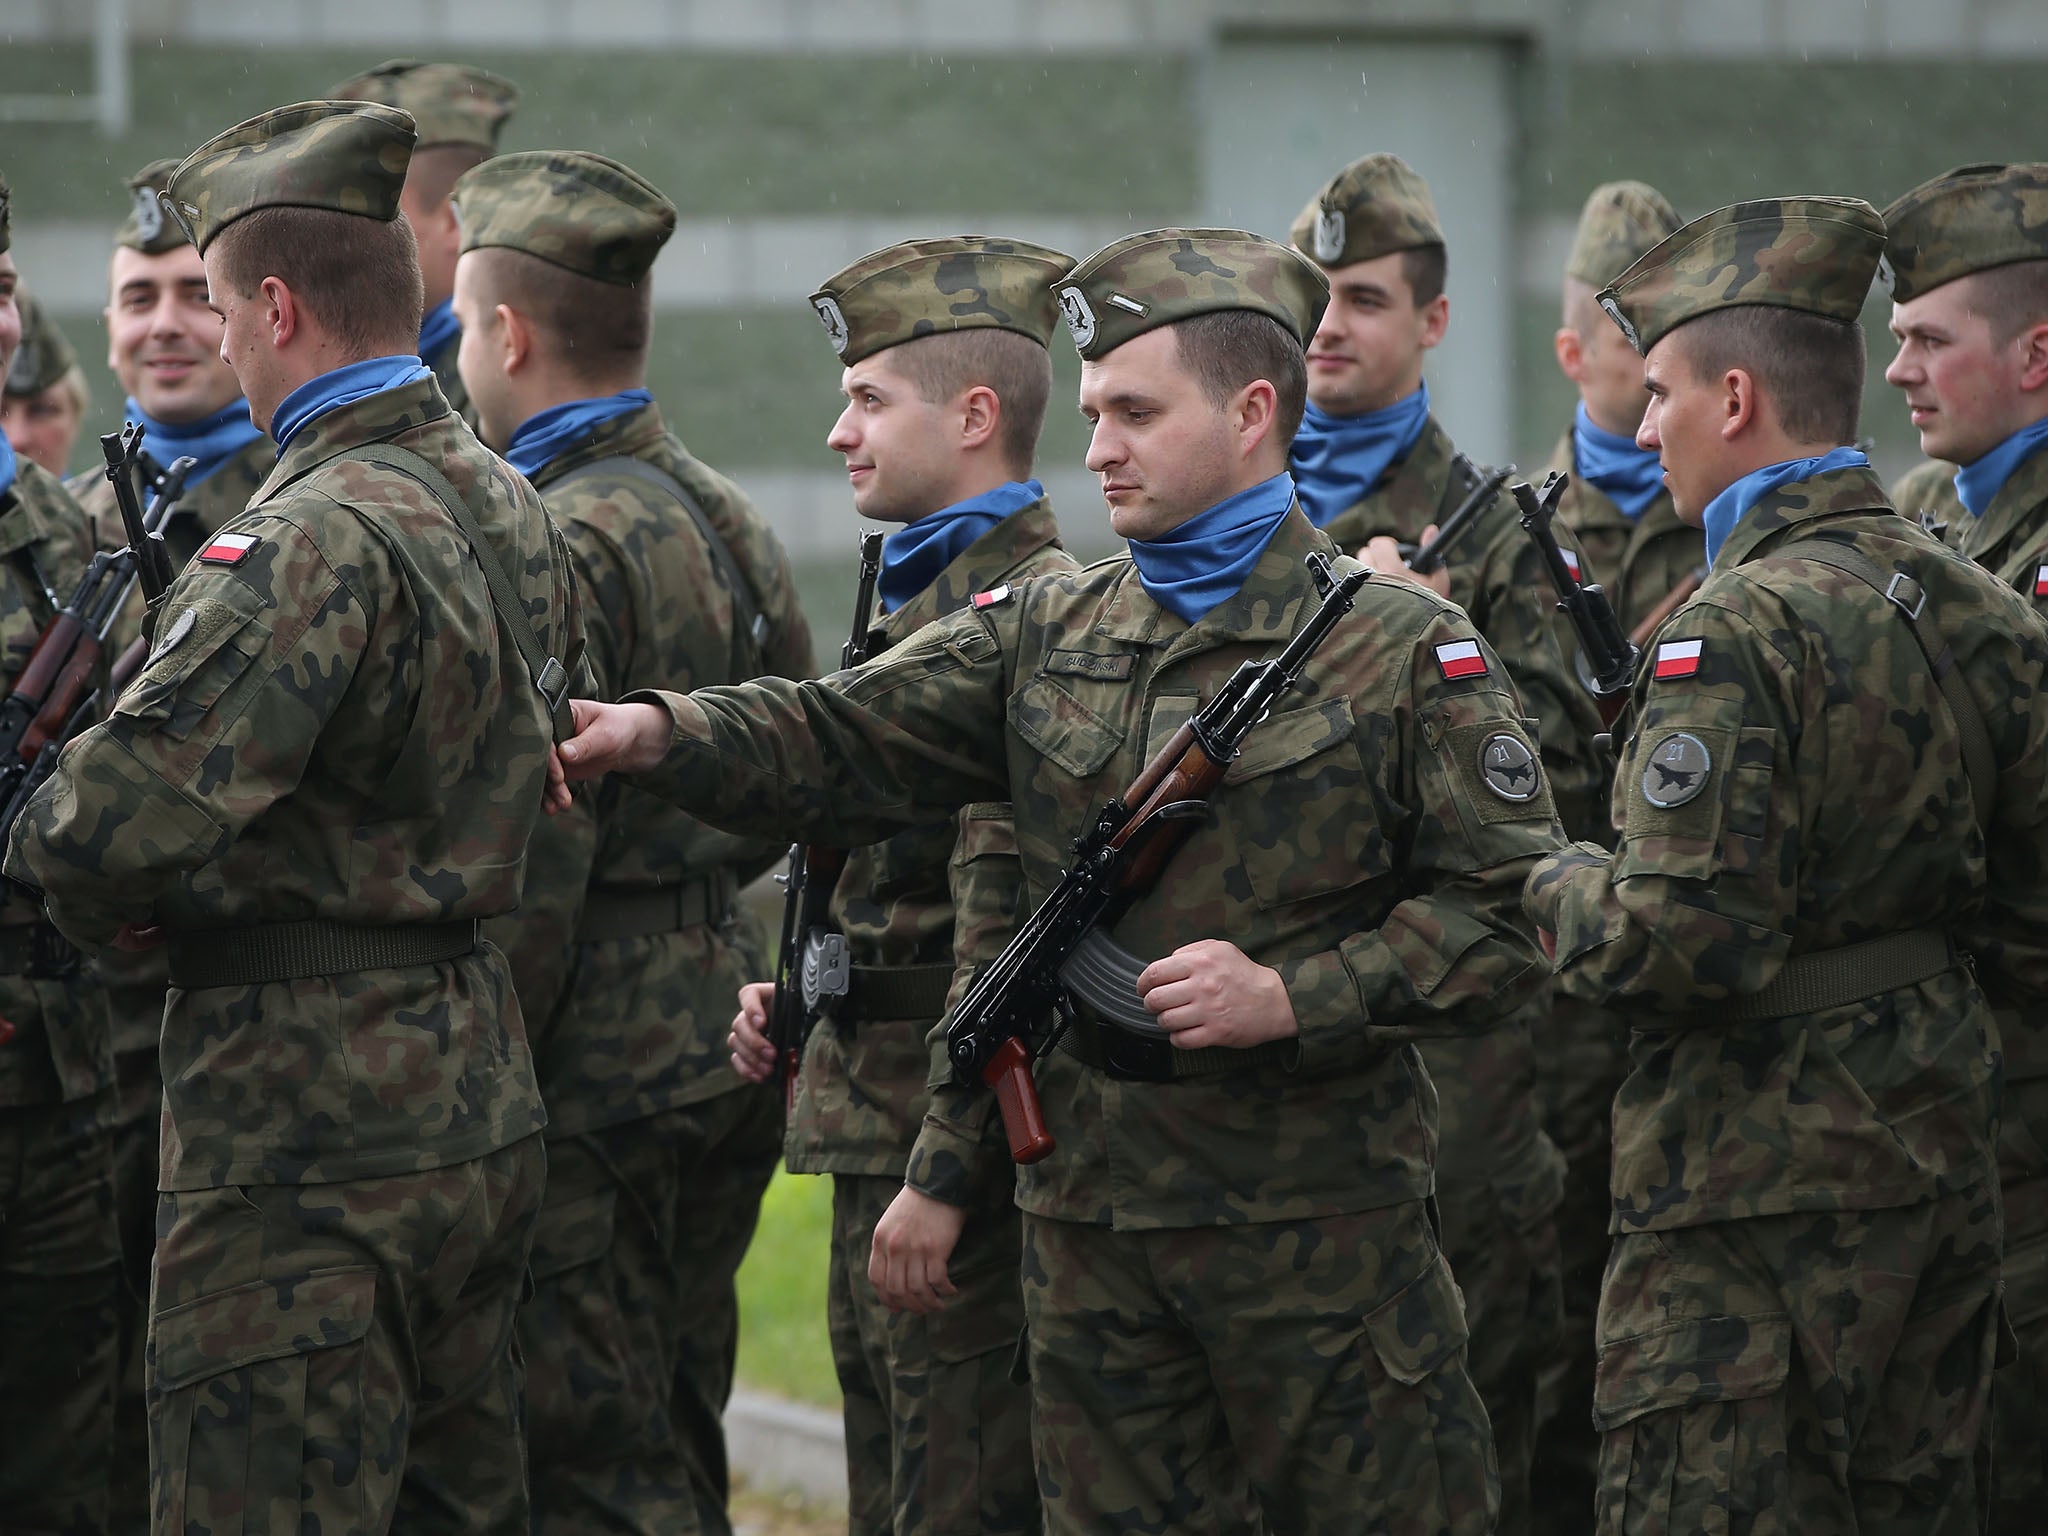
[800,930,850,1013]
[1099,1021,1173,1082]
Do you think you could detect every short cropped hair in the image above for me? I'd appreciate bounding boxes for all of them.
[1962,258,2048,346]
[1170,309,1310,449]
[211,206,424,355]
[1678,304,1865,446]
[888,327,1052,476]
[467,245,654,388]
[1403,243,1448,307]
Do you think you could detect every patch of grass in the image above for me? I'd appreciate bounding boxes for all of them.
[735,1169,840,1409]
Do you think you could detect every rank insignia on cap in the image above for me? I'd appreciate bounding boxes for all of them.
[972,585,1012,610]
[198,532,260,566]
[1478,732,1539,801]
[1641,731,1711,808]
[2035,564,2048,598]
[1434,638,1488,680]
[1652,638,1703,679]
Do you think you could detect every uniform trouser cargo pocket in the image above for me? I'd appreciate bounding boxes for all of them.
[148,1264,377,1536]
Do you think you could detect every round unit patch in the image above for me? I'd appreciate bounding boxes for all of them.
[148,605,197,666]
[1641,731,1711,808]
[1478,732,1540,802]
[811,295,851,356]
[1057,285,1097,350]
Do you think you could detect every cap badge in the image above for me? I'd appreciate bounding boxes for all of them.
[132,185,163,243]
[1599,294,1640,352]
[1057,284,1097,350]
[812,295,850,357]
[1877,253,1898,295]
[1313,206,1346,263]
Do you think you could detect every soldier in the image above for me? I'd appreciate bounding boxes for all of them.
[332,59,519,423]
[3,287,89,475]
[0,168,120,1536]
[1526,196,2048,1531]
[1528,177,1701,1532]
[1287,150,1580,1533]
[725,234,1078,1536]
[554,227,1568,1534]
[448,147,812,1534]
[5,101,581,1529]
[1878,160,2048,1534]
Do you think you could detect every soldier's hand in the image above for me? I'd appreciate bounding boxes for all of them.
[1138,939,1297,1050]
[555,698,678,784]
[869,1186,968,1315]
[729,982,777,1082]
[1361,527,1453,599]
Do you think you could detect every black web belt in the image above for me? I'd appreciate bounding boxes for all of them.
[576,874,734,943]
[837,962,955,1024]
[166,919,479,989]
[1703,927,1958,1024]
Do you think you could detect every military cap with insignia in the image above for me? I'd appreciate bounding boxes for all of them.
[116,157,187,254]
[1597,196,1885,357]
[1881,162,2048,303]
[1053,228,1328,362]
[454,150,674,284]
[1567,179,1682,288]
[810,236,1075,365]
[6,289,79,399]
[330,59,519,154]
[161,100,416,253]
[1289,152,1443,271]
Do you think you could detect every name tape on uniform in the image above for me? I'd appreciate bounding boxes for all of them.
[198,532,260,567]
[1434,639,1488,680]
[1653,638,1703,679]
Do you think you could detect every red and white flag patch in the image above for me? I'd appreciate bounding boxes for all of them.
[1562,548,1582,584]
[2034,564,2048,598]
[971,584,1012,610]
[198,532,259,567]
[1434,639,1488,680]
[1653,638,1703,679]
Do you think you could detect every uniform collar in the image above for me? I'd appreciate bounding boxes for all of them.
[1710,459,1891,570]
[878,496,1066,643]
[1094,505,1329,656]
[258,372,454,501]
[527,398,669,489]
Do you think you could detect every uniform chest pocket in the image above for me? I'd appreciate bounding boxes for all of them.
[114,592,273,743]
[1008,672,1126,780]
[1222,697,1385,910]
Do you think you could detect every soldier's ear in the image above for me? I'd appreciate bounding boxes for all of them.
[1554,325,1586,385]
[2014,321,2048,396]
[496,303,532,375]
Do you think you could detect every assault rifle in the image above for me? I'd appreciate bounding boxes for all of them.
[1398,455,1514,576]
[769,528,886,1109]
[0,431,194,847]
[944,552,1369,1164]
[1514,472,1637,722]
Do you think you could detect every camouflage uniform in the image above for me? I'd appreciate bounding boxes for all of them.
[1531,181,1700,1534]
[0,432,119,1532]
[1882,162,2048,1534]
[1529,197,2047,1533]
[450,149,816,1535]
[1290,158,1580,1531]
[332,60,523,425]
[6,103,582,1532]
[787,235,1076,1536]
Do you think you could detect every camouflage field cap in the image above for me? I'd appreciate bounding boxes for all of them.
[1566,180,1682,287]
[330,59,519,153]
[162,101,416,254]
[810,236,1075,366]
[1054,228,1328,362]
[0,170,11,255]
[1880,163,2048,302]
[1597,196,1885,356]
[1288,153,1443,270]
[6,290,77,397]
[454,150,674,285]
[116,157,188,255]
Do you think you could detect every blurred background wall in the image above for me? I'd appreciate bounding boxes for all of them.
[4,0,2042,567]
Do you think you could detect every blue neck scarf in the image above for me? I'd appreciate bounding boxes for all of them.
[877,479,1041,614]
[1954,414,2048,518]
[127,396,265,487]
[505,390,654,479]
[1288,382,1431,528]
[1572,401,1663,521]
[271,355,433,451]
[0,432,15,501]
[1701,446,1869,566]
[1129,471,1296,626]
[417,297,461,363]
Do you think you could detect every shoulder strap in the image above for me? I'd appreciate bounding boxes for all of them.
[346,443,573,742]
[1789,540,1998,826]
[552,455,767,673]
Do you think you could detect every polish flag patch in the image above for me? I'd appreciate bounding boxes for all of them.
[1562,548,1582,583]
[1434,639,1488,680]
[197,532,259,567]
[1653,638,1704,679]
[2034,564,2048,598]
[971,585,1012,610]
